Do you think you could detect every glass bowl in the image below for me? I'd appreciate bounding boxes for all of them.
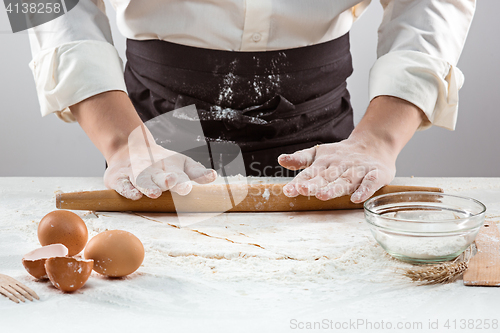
[364,192,486,264]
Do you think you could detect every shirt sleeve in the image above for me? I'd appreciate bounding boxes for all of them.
[369,0,476,130]
[28,0,127,122]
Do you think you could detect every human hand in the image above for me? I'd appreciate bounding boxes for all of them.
[278,95,426,203]
[278,138,396,203]
[277,95,427,203]
[104,125,217,200]
[69,91,217,200]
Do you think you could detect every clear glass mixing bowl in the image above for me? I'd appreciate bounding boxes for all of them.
[364,192,486,264]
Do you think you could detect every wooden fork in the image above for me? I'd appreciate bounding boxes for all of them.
[0,274,39,303]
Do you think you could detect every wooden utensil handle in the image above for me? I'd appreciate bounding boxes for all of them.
[463,221,500,286]
[56,184,443,213]
[475,222,500,251]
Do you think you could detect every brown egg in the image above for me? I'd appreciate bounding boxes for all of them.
[84,230,144,277]
[22,244,69,279]
[38,210,88,256]
[45,257,93,292]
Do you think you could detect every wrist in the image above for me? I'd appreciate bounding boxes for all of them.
[69,91,144,162]
[345,131,399,163]
[349,95,425,159]
[105,140,130,166]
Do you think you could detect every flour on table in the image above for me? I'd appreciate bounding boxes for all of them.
[3,177,500,332]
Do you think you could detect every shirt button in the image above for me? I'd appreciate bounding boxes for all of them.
[252,33,262,42]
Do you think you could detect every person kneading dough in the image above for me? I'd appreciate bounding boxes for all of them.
[27,0,475,202]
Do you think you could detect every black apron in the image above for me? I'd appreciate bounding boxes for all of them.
[124,33,354,177]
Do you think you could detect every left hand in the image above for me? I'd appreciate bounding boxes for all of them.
[278,95,426,203]
[278,138,396,203]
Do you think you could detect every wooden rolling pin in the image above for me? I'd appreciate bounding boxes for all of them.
[56,184,443,213]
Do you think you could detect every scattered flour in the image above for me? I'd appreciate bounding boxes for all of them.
[3,177,499,331]
[262,188,270,201]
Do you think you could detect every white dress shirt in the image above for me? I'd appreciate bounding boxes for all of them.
[28,0,475,130]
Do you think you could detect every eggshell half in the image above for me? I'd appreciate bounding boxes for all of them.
[22,244,69,279]
[38,210,88,256]
[45,257,93,292]
[84,230,144,277]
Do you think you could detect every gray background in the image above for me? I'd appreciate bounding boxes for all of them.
[0,1,498,177]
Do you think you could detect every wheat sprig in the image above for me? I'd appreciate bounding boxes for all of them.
[401,244,474,285]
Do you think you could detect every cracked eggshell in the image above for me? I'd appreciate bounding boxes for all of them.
[45,257,93,292]
[38,210,88,256]
[84,230,144,277]
[22,244,69,279]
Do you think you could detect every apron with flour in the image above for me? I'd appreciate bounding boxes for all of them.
[124,33,354,177]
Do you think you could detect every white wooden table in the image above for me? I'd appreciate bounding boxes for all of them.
[1,177,499,332]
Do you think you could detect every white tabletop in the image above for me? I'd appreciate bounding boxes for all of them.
[1,177,499,333]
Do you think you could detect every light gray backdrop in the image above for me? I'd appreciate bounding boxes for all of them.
[0,1,498,177]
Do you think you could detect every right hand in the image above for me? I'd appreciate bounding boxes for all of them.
[104,141,217,200]
[69,91,217,200]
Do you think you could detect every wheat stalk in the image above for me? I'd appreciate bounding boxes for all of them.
[402,244,474,285]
